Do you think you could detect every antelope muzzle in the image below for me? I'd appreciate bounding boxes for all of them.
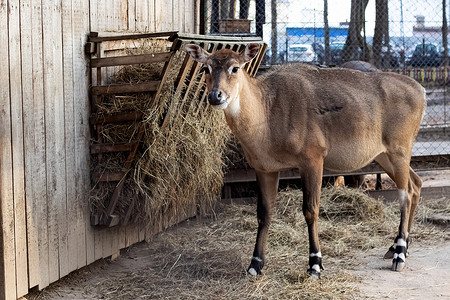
[208,89,227,106]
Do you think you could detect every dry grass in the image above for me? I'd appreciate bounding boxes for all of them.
[32,186,450,299]
[90,39,231,224]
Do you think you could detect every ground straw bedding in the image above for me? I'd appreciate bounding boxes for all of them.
[81,187,448,299]
[90,39,231,226]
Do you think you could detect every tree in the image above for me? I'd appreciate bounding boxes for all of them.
[342,0,370,63]
[324,0,331,65]
[443,0,448,67]
[211,0,220,33]
[255,0,265,37]
[240,0,249,19]
[271,0,278,64]
[373,0,389,68]
[221,0,229,20]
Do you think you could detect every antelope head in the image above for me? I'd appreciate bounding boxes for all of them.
[185,43,260,111]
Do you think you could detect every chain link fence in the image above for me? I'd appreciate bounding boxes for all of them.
[203,0,450,157]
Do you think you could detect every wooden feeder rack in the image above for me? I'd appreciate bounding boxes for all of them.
[85,31,267,227]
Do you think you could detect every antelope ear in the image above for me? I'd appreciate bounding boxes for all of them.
[185,44,210,64]
[243,43,260,62]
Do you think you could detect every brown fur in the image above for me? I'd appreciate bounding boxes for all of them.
[185,44,426,276]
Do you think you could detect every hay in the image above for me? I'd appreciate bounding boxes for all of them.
[38,186,449,299]
[84,187,371,299]
[90,38,231,225]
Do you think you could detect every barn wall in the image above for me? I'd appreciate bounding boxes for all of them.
[0,1,198,299]
[90,0,198,33]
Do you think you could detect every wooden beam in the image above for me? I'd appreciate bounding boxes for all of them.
[90,52,171,68]
[89,111,143,124]
[90,142,137,154]
[90,81,160,95]
[171,32,263,43]
[367,186,450,202]
[224,155,450,184]
[88,31,178,42]
[92,172,125,182]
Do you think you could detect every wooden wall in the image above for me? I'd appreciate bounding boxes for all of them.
[90,0,198,33]
[0,1,198,299]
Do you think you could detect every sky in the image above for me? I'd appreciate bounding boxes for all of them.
[273,0,446,37]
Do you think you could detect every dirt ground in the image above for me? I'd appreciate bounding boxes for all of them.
[25,171,450,300]
[351,241,450,299]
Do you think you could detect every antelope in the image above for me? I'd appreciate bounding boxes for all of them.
[185,43,426,278]
[341,60,381,73]
[339,60,380,189]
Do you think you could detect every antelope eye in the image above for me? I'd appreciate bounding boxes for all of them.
[232,66,239,73]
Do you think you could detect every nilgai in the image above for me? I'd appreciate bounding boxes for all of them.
[185,43,426,277]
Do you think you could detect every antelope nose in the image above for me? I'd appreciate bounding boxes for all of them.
[208,90,224,106]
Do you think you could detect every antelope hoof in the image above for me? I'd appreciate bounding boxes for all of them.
[307,263,324,279]
[385,244,409,259]
[391,238,408,271]
[247,256,264,276]
[307,253,324,279]
[307,267,321,279]
[392,255,406,272]
[384,244,396,259]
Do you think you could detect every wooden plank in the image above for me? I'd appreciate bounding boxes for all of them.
[172,32,263,43]
[88,31,178,42]
[175,0,185,32]
[101,227,113,259]
[90,142,136,154]
[8,0,29,297]
[90,52,171,67]
[62,0,79,278]
[122,197,136,226]
[94,227,104,261]
[97,0,107,32]
[150,40,181,107]
[42,0,67,284]
[20,0,41,290]
[147,0,156,31]
[223,155,450,184]
[90,111,143,124]
[109,0,116,30]
[72,0,90,270]
[104,126,144,220]
[135,0,149,31]
[155,0,173,31]
[125,224,140,248]
[28,0,50,290]
[426,213,450,225]
[118,0,128,31]
[89,0,98,31]
[184,0,195,33]
[250,44,267,77]
[367,186,450,202]
[127,0,136,31]
[91,81,160,95]
[0,0,16,297]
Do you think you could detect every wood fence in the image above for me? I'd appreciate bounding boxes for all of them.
[0,1,199,299]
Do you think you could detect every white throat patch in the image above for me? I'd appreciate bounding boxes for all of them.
[226,82,240,117]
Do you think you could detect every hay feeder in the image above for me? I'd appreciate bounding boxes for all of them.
[86,31,267,229]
